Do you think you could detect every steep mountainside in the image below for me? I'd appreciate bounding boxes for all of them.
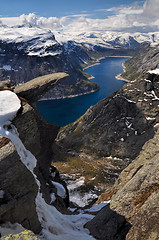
[121,43,159,80]
[53,44,159,192]
[0,27,98,99]
[0,43,159,239]
[85,125,159,240]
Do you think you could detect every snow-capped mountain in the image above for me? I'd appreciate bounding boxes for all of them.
[0,26,62,57]
[0,22,159,98]
[0,24,159,57]
[56,30,159,50]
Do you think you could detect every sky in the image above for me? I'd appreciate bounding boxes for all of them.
[0,0,145,18]
[0,0,159,33]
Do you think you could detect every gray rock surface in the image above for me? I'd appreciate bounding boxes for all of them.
[85,204,131,240]
[0,73,69,234]
[14,72,68,103]
[109,128,159,240]
[85,117,159,240]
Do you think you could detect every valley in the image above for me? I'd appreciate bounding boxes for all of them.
[0,15,159,239]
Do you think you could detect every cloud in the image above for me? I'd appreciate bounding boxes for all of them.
[19,13,67,29]
[1,0,159,33]
[142,0,159,19]
[63,0,159,33]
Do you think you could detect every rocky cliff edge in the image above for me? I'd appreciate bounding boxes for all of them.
[0,73,69,234]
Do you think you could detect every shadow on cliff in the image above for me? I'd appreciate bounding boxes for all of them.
[85,203,132,240]
[55,88,156,161]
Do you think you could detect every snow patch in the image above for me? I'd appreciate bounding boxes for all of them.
[67,177,85,191]
[70,191,98,208]
[146,117,155,121]
[151,90,159,100]
[148,69,159,75]
[1,65,12,71]
[84,202,109,213]
[50,193,56,203]
[154,123,159,128]
[51,181,66,199]
[65,176,98,207]
[0,90,21,125]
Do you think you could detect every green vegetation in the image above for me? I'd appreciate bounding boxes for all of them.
[121,60,140,80]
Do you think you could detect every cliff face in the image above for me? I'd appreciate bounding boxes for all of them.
[85,125,159,240]
[122,43,159,80]
[0,73,69,234]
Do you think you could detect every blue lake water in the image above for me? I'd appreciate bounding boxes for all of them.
[37,57,128,126]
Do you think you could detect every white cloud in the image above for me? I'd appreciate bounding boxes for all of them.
[19,13,67,29]
[119,6,143,15]
[142,0,159,19]
[0,0,159,33]
[63,0,159,33]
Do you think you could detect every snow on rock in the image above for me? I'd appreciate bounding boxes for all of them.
[0,90,95,240]
[83,202,109,213]
[148,69,159,75]
[0,65,12,71]
[51,181,66,198]
[0,90,21,125]
[64,176,98,207]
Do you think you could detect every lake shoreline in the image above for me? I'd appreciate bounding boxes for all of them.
[39,88,99,101]
[115,62,129,82]
[38,56,128,126]
[40,56,129,101]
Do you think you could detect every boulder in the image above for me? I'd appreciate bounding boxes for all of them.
[85,204,131,240]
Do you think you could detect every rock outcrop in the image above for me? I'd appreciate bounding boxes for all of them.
[85,126,159,240]
[0,73,69,234]
[14,72,68,103]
